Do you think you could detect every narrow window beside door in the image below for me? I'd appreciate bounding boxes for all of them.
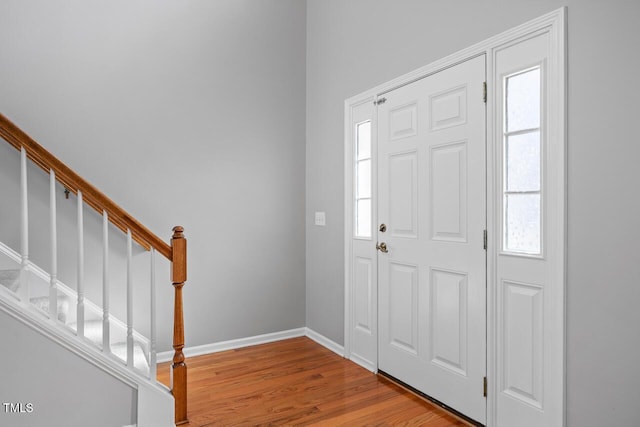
[355,120,372,238]
[503,67,542,255]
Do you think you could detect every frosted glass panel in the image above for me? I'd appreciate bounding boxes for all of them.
[505,194,540,254]
[357,160,371,198]
[507,131,540,192]
[355,120,372,238]
[506,68,540,132]
[356,199,372,238]
[357,121,372,160]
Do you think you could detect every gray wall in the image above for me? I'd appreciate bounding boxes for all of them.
[306,1,640,426]
[0,0,307,350]
[0,309,136,427]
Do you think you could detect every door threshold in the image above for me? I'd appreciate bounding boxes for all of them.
[378,370,484,427]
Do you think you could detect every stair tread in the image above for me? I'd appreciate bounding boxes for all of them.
[110,341,150,375]
[67,322,150,363]
[0,269,21,292]
[29,295,70,323]
[62,324,151,374]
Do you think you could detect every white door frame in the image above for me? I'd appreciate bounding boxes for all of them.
[344,8,566,426]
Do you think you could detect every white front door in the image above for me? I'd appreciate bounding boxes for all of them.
[377,55,486,423]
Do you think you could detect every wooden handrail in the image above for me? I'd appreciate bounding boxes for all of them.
[0,113,171,260]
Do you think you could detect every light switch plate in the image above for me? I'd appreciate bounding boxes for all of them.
[315,211,326,226]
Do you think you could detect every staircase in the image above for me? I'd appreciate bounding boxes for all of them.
[0,113,189,426]
[0,243,151,375]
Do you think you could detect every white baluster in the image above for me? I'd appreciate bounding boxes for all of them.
[126,229,133,368]
[102,211,110,354]
[149,248,157,380]
[77,190,84,339]
[19,148,29,303]
[49,171,58,322]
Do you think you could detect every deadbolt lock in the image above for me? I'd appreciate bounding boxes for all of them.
[379,223,387,232]
[376,242,388,253]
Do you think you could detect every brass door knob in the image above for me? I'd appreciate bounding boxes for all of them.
[376,242,388,253]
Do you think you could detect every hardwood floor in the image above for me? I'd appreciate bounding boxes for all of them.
[157,337,472,426]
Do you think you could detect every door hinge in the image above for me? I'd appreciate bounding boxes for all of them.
[374,97,387,105]
[483,376,487,397]
[483,229,487,250]
[482,81,487,103]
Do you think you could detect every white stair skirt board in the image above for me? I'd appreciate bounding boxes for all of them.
[157,327,345,363]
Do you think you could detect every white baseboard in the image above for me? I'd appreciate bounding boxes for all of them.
[157,327,345,363]
[304,327,344,357]
[157,328,306,363]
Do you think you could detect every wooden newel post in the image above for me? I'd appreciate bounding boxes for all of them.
[171,226,188,425]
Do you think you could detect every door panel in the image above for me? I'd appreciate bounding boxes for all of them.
[389,102,419,140]
[388,152,418,238]
[430,268,468,376]
[430,85,468,131]
[378,55,486,423]
[502,280,543,408]
[431,140,467,242]
[388,262,419,354]
[354,257,373,334]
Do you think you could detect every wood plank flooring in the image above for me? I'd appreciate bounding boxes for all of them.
[157,337,471,426]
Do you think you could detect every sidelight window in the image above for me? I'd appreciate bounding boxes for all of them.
[355,120,372,238]
[503,67,542,255]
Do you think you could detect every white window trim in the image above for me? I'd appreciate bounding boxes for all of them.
[344,7,566,426]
